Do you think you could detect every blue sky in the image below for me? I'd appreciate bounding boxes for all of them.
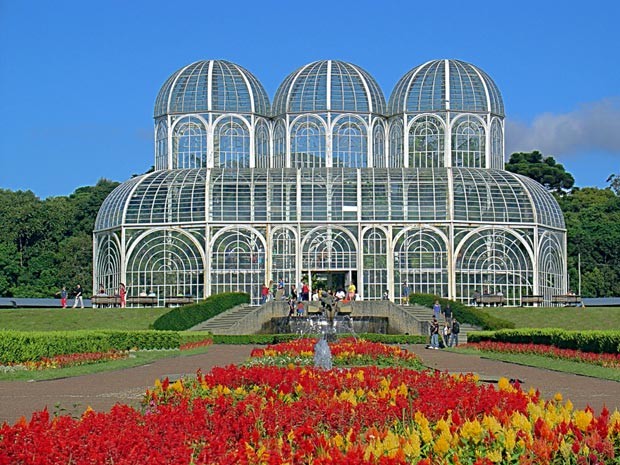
[1,0,618,199]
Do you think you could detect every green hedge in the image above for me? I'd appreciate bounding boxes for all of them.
[466,328,620,354]
[409,293,514,330]
[0,330,182,364]
[152,292,250,331]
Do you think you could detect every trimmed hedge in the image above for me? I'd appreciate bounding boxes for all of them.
[466,328,620,354]
[152,292,250,331]
[0,330,182,364]
[409,293,514,330]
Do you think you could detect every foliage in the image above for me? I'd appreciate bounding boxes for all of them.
[0,180,119,297]
[151,292,250,331]
[466,328,620,354]
[506,150,574,192]
[607,173,620,195]
[556,187,620,297]
[409,293,514,330]
[0,330,181,364]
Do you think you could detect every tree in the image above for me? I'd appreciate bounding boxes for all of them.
[506,151,575,192]
[607,173,620,195]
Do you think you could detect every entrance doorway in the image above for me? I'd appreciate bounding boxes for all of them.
[306,271,357,293]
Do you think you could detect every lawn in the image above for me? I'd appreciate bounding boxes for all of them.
[0,307,170,331]
[479,306,620,330]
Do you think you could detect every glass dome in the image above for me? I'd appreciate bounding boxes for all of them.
[388,59,504,116]
[154,60,270,117]
[272,60,386,115]
[95,167,563,231]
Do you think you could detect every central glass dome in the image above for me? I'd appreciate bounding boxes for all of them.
[272,60,386,115]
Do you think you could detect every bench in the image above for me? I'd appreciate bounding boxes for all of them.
[126,296,158,307]
[551,295,583,306]
[521,295,544,306]
[478,295,505,306]
[337,303,352,315]
[164,296,194,307]
[91,296,120,308]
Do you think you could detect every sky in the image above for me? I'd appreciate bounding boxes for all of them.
[0,0,618,199]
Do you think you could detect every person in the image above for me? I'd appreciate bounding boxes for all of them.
[442,322,451,348]
[442,303,452,325]
[450,319,460,347]
[261,283,270,304]
[290,284,298,302]
[471,290,481,306]
[336,288,346,301]
[296,300,304,317]
[97,284,107,296]
[147,289,156,297]
[301,282,310,301]
[139,289,148,297]
[72,284,84,309]
[432,300,441,319]
[382,290,389,300]
[311,289,319,302]
[119,283,126,308]
[401,282,410,305]
[347,282,356,302]
[60,287,67,309]
[287,298,295,317]
[429,317,439,349]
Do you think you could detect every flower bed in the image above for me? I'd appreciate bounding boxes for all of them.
[247,337,425,369]
[465,341,620,369]
[1,339,619,464]
[3,349,128,371]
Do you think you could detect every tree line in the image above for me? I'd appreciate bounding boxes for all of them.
[0,153,618,298]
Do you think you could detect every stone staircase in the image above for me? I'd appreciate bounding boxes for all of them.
[396,304,479,345]
[190,304,256,334]
[188,301,480,340]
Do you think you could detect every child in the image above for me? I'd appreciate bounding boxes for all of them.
[296,300,304,317]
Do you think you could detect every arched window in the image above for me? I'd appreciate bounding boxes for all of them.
[363,228,387,300]
[255,120,270,168]
[155,121,168,170]
[172,117,207,169]
[273,120,286,168]
[388,119,403,167]
[538,231,564,301]
[302,227,356,271]
[408,115,444,168]
[455,228,532,306]
[394,228,448,297]
[373,122,385,168]
[94,233,121,297]
[291,116,326,168]
[214,116,250,168]
[332,116,367,168]
[126,229,205,304]
[210,228,265,305]
[490,118,503,169]
[451,116,486,168]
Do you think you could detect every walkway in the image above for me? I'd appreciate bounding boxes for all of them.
[0,344,617,426]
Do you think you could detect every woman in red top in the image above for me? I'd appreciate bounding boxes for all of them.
[119,283,126,308]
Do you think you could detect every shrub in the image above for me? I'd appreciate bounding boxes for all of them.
[466,328,620,354]
[152,292,250,331]
[409,293,514,330]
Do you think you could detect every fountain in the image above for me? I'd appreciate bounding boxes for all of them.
[313,336,332,370]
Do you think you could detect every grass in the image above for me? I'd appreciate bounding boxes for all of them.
[478,306,620,330]
[453,347,620,382]
[0,307,170,331]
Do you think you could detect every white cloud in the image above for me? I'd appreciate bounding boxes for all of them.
[505,97,620,157]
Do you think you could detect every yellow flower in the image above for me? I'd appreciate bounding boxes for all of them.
[482,415,502,435]
[497,377,514,392]
[433,433,450,455]
[574,410,593,431]
[460,419,484,444]
[355,370,365,382]
[554,392,563,403]
[486,449,503,463]
[504,428,516,452]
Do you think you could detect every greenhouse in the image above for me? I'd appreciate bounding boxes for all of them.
[94,59,567,306]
